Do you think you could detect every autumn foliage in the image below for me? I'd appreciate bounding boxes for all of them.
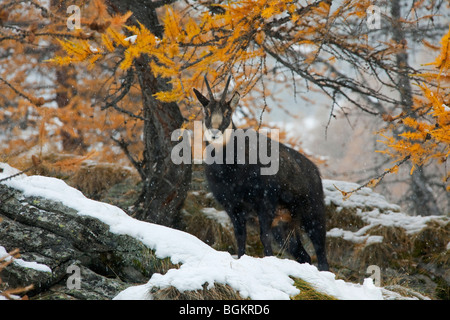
[0,0,449,210]
[379,26,450,191]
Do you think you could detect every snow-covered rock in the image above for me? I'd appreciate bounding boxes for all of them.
[0,163,385,300]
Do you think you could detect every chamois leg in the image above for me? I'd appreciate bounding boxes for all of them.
[290,229,311,264]
[307,224,329,271]
[229,209,247,258]
[272,223,311,263]
[259,213,274,257]
[257,200,277,256]
[301,203,329,271]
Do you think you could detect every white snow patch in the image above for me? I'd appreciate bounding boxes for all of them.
[114,284,153,300]
[365,235,384,246]
[323,179,401,212]
[0,246,52,273]
[324,179,449,245]
[327,227,370,244]
[201,207,232,228]
[0,163,384,300]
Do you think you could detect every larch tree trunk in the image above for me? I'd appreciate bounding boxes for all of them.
[106,0,192,228]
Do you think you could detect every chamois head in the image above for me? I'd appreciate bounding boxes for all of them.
[193,75,240,143]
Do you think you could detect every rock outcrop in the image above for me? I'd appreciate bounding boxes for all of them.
[0,183,169,299]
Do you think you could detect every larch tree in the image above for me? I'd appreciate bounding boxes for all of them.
[1,0,448,227]
[380,0,447,215]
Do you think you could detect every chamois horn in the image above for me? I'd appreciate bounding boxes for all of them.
[204,75,215,101]
[221,75,232,103]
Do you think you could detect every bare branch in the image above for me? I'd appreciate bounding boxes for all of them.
[100,68,149,121]
[0,76,42,107]
[111,135,145,180]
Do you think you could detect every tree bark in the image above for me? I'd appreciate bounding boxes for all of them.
[390,0,440,216]
[106,0,192,227]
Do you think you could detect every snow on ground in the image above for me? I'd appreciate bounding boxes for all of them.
[0,163,384,300]
[323,180,449,245]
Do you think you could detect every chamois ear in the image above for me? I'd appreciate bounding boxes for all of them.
[193,88,210,108]
[229,91,240,111]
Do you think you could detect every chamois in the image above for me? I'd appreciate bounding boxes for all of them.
[193,75,329,271]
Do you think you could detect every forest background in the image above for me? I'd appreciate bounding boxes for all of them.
[0,0,449,229]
